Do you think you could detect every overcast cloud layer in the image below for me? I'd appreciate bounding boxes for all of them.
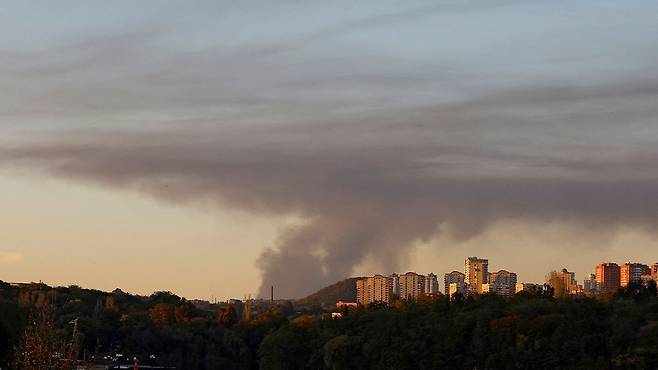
[1,1,658,297]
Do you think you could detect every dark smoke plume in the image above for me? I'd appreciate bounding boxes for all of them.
[2,77,658,297]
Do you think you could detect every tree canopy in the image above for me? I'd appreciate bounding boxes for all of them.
[1,280,657,369]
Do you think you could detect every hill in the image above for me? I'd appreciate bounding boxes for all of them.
[295,277,360,308]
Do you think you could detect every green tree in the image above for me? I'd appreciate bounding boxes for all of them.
[324,335,363,370]
[259,325,318,370]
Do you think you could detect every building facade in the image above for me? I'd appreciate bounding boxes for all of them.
[424,273,439,295]
[356,274,393,305]
[399,272,425,300]
[516,282,535,294]
[389,273,400,298]
[444,271,465,295]
[620,263,650,287]
[465,257,489,294]
[449,282,466,296]
[596,263,621,293]
[488,270,518,296]
[548,268,579,296]
[583,273,598,292]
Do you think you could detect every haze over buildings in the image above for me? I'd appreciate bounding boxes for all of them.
[1,1,658,299]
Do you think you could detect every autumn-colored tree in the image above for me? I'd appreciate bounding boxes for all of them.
[174,305,191,324]
[547,271,567,298]
[289,315,316,330]
[105,296,118,311]
[14,306,65,370]
[252,308,286,328]
[218,306,238,327]
[149,303,176,326]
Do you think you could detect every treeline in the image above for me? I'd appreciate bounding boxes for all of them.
[259,282,658,369]
[1,280,658,369]
[0,280,292,368]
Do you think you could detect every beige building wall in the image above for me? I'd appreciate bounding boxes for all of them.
[465,257,488,294]
[424,273,439,294]
[489,270,518,296]
[449,282,465,296]
[399,272,425,300]
[547,268,579,296]
[444,271,465,295]
[515,283,525,293]
[356,274,393,305]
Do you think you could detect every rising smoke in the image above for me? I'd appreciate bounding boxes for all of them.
[3,77,658,297]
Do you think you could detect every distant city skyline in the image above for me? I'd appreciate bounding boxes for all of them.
[2,236,656,300]
[356,258,658,304]
[2,1,658,299]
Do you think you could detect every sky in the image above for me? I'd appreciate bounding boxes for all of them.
[1,0,658,300]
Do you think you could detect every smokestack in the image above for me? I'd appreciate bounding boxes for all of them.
[270,285,274,304]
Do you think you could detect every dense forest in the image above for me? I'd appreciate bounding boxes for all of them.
[1,279,658,369]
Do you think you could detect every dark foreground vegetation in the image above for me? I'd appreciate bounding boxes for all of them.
[1,280,658,369]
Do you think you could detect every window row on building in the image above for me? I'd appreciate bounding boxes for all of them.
[445,257,517,297]
[589,262,658,293]
[357,257,521,305]
[356,260,658,305]
[547,262,658,296]
[356,272,440,305]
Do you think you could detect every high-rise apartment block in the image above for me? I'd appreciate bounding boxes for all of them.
[596,263,621,293]
[444,271,465,295]
[488,270,518,296]
[649,262,658,280]
[620,263,650,287]
[424,273,439,295]
[389,273,400,297]
[357,258,656,305]
[465,257,489,294]
[583,273,598,292]
[548,268,579,296]
[399,272,425,300]
[356,274,393,305]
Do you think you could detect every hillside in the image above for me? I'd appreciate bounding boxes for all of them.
[295,277,360,308]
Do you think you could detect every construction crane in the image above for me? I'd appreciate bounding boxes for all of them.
[64,318,80,369]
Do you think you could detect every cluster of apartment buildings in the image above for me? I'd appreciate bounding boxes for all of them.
[356,272,440,304]
[355,258,658,305]
[444,256,518,297]
[581,262,658,293]
[515,262,658,297]
[356,256,518,305]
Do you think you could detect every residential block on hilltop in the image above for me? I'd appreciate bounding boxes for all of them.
[356,256,518,305]
[354,257,658,305]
